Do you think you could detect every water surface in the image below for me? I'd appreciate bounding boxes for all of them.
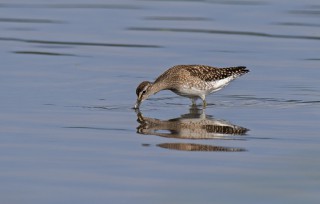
[0,0,320,203]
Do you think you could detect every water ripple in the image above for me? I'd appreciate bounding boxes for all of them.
[275,22,320,28]
[64,126,131,132]
[0,3,141,9]
[0,37,162,48]
[144,16,211,21]
[13,51,77,56]
[223,95,320,107]
[0,18,63,24]
[128,27,320,41]
[138,94,320,109]
[140,0,266,5]
[289,9,320,16]
[304,58,320,61]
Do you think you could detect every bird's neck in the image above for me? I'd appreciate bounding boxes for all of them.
[150,81,167,95]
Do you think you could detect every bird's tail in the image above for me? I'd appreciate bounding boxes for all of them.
[222,66,249,78]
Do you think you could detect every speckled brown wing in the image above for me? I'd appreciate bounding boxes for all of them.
[153,65,185,84]
[185,65,249,82]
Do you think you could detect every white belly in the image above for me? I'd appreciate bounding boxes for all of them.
[207,76,234,93]
[171,76,234,99]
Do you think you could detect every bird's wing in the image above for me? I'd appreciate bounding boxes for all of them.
[185,65,248,82]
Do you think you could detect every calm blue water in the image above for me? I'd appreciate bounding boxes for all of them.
[1,0,320,203]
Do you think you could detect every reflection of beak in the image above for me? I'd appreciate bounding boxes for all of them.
[134,99,141,109]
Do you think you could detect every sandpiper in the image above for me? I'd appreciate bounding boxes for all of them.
[134,64,249,109]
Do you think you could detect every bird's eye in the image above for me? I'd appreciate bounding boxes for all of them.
[142,90,146,94]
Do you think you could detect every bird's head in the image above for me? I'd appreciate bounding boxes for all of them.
[134,81,153,109]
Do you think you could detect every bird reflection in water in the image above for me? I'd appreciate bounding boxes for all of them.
[136,107,249,152]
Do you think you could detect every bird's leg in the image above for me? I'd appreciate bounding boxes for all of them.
[203,99,207,108]
[199,95,207,108]
[191,98,197,105]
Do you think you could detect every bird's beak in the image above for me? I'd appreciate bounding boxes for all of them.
[134,99,141,109]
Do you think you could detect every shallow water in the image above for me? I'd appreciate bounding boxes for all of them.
[1,0,320,203]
